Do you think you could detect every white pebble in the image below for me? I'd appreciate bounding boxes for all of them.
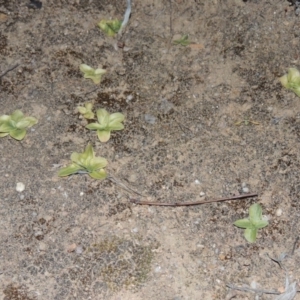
[154,266,162,273]
[194,180,200,184]
[250,281,257,289]
[276,208,282,217]
[200,191,205,196]
[16,182,25,192]
[242,187,249,193]
[80,192,84,196]
[75,245,83,254]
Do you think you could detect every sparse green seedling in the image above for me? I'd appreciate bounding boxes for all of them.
[86,108,125,143]
[173,35,191,46]
[0,110,38,140]
[80,64,106,84]
[98,19,122,37]
[280,67,300,97]
[234,118,260,126]
[234,203,268,243]
[58,144,107,179]
[77,102,94,119]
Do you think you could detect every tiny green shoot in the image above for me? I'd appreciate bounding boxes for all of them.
[173,35,191,46]
[77,102,94,119]
[79,64,106,84]
[0,110,38,140]
[234,118,260,126]
[98,19,122,37]
[86,108,125,142]
[280,68,300,97]
[234,203,268,243]
[58,144,107,179]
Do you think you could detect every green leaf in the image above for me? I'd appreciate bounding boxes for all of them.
[77,106,87,114]
[58,164,84,177]
[108,122,124,131]
[287,68,300,85]
[0,121,14,133]
[10,110,24,122]
[252,219,269,229]
[97,109,110,126]
[83,143,94,158]
[98,19,122,37]
[79,64,106,84]
[234,218,253,229]
[0,132,9,137]
[0,115,10,123]
[80,64,94,74]
[97,130,111,142]
[249,203,263,223]
[10,128,27,140]
[173,35,191,46]
[89,169,107,180]
[89,157,108,170]
[16,117,38,129]
[109,112,125,130]
[244,228,257,243]
[84,111,94,119]
[86,123,103,130]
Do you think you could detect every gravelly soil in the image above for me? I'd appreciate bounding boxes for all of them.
[1,0,300,299]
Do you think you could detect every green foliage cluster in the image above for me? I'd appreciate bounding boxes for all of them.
[234,203,268,243]
[79,64,106,84]
[86,108,125,142]
[58,144,107,179]
[0,110,37,140]
[280,68,300,97]
[98,19,122,37]
[173,34,191,46]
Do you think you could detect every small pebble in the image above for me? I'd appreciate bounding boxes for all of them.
[67,243,77,253]
[80,192,84,196]
[75,245,83,255]
[194,179,200,184]
[39,242,47,251]
[242,187,249,193]
[276,208,282,217]
[154,266,162,273]
[16,182,25,192]
[200,191,205,196]
[126,94,133,103]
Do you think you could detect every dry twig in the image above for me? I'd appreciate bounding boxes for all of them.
[130,193,257,206]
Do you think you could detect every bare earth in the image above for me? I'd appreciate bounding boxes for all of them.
[1,0,300,299]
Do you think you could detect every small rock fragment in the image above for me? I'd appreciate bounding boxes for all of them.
[67,243,77,253]
[16,182,25,192]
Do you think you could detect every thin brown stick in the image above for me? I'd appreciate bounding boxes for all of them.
[130,193,258,206]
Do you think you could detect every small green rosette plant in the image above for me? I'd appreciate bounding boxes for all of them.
[80,64,106,84]
[280,68,300,97]
[77,102,94,119]
[173,34,191,46]
[0,110,38,140]
[58,144,107,179]
[86,108,125,142]
[98,19,122,37]
[234,203,268,243]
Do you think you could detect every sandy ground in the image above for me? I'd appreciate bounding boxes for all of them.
[1,0,300,299]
